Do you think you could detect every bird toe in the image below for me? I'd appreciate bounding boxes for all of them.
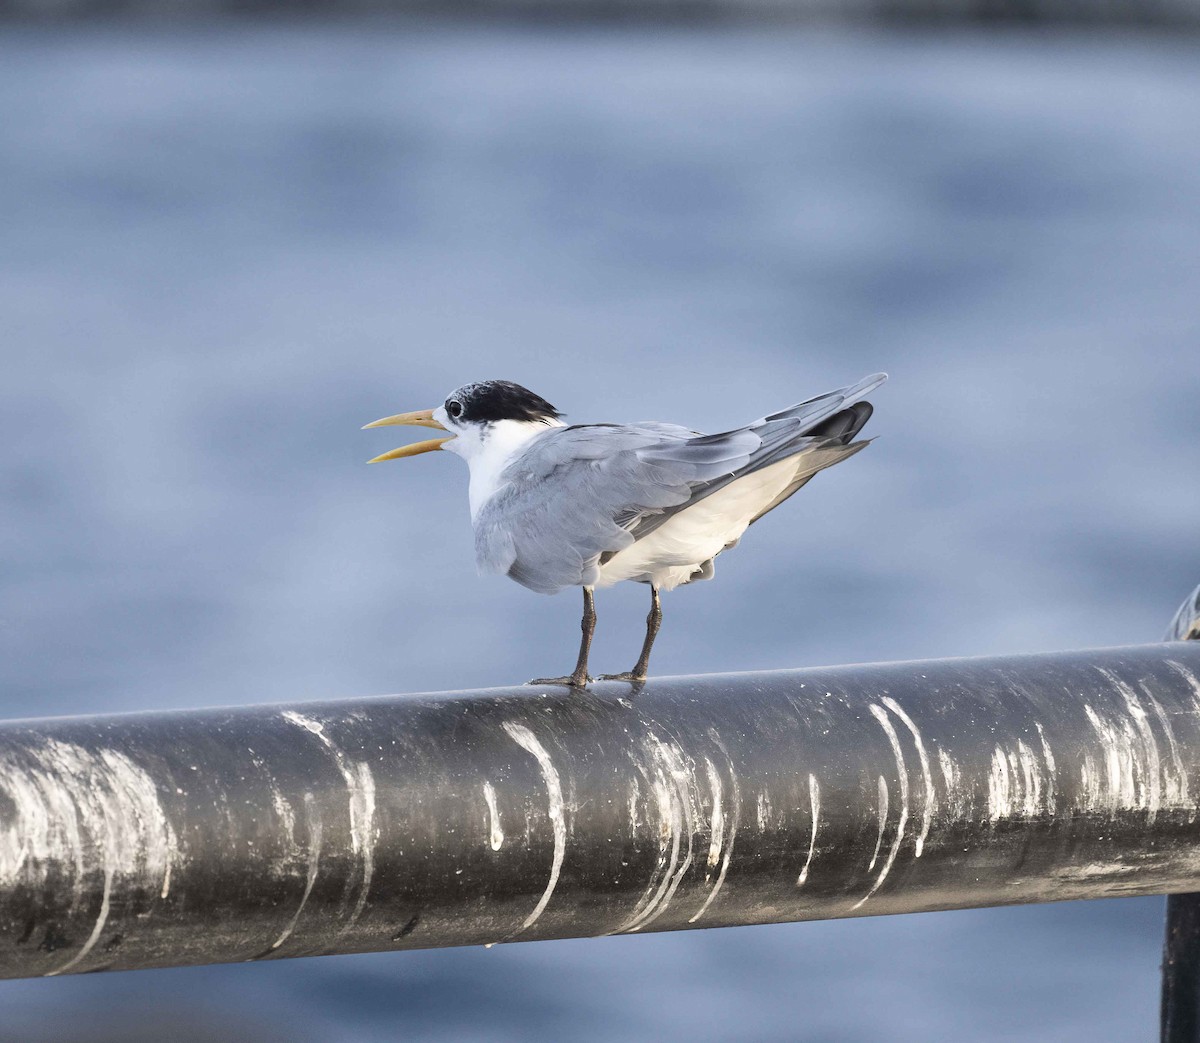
[525,675,592,689]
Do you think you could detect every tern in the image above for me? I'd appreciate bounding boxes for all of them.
[365,373,886,688]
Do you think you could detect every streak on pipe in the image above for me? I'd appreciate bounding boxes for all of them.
[4,643,1200,979]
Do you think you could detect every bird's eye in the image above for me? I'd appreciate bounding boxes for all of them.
[446,400,463,419]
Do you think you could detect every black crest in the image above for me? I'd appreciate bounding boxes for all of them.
[448,381,562,424]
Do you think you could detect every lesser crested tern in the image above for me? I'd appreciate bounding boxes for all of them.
[365,373,886,687]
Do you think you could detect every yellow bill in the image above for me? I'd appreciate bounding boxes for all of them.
[363,406,454,463]
[362,408,445,430]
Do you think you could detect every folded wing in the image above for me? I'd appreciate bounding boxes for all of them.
[474,373,885,594]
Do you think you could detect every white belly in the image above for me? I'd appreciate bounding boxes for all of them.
[595,457,799,591]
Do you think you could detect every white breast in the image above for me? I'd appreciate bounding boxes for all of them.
[450,419,563,520]
[596,456,801,591]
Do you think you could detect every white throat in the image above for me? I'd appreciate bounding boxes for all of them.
[447,418,563,519]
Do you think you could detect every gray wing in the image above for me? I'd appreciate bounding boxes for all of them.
[619,372,886,545]
[474,372,886,594]
[474,421,761,594]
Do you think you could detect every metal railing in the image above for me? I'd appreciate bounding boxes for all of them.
[2,586,1200,1040]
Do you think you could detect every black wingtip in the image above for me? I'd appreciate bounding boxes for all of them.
[806,401,874,444]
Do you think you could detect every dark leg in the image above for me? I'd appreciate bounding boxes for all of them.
[600,585,661,682]
[527,587,595,688]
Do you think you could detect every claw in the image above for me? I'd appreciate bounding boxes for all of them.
[525,675,592,689]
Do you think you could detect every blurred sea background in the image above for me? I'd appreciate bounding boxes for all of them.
[1,2,1198,1039]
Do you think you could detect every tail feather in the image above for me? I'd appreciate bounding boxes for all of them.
[759,372,886,429]
[805,401,874,443]
[743,402,878,527]
[748,437,871,527]
[622,375,884,545]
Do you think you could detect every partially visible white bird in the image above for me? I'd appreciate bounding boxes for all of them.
[364,373,886,688]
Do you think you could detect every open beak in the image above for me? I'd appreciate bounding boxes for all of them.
[362,408,455,463]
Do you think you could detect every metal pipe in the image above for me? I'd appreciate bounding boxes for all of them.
[1164,893,1200,1043]
[4,642,1200,980]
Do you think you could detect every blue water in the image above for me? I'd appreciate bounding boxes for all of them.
[1,22,1198,1041]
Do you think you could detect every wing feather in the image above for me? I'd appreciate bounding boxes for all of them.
[472,374,885,594]
[474,423,761,593]
[622,375,885,545]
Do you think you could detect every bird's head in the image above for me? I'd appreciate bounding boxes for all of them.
[363,380,563,465]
